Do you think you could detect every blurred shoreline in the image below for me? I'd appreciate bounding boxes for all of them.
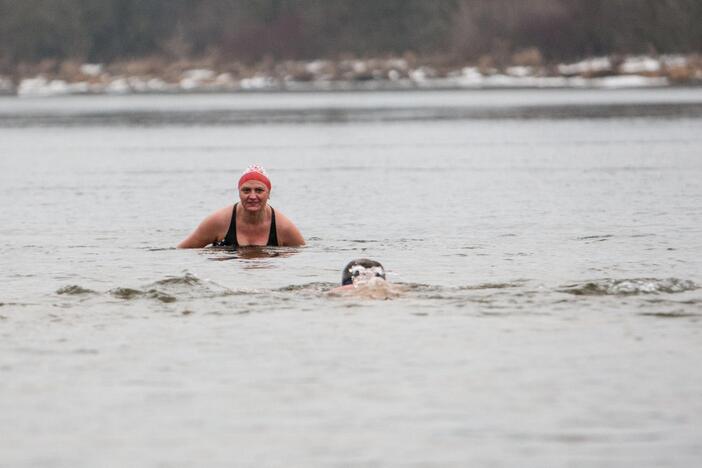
[2,53,701,97]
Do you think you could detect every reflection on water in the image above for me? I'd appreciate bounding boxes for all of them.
[3,101,702,127]
[2,88,702,128]
[206,245,301,263]
[3,102,702,127]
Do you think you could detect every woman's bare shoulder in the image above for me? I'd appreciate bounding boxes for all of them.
[201,205,234,231]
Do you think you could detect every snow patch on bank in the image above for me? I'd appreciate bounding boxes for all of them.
[5,54,693,97]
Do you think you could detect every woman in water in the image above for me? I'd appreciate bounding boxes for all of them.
[178,165,305,248]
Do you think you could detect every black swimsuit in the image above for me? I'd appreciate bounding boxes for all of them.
[213,203,278,247]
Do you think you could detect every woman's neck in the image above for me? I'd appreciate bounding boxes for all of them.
[238,203,268,224]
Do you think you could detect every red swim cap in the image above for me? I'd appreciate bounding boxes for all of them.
[238,165,271,190]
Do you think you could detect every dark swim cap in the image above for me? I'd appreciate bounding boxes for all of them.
[341,258,386,286]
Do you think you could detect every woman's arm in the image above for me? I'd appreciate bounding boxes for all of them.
[178,208,229,248]
[275,211,305,247]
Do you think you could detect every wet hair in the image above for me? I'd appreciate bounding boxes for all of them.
[341,258,386,286]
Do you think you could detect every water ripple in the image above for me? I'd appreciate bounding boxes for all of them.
[56,285,97,295]
[53,272,239,305]
[558,278,697,296]
[108,287,177,303]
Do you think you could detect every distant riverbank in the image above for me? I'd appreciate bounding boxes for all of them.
[2,54,700,97]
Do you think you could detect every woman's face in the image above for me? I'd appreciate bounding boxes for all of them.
[239,180,270,212]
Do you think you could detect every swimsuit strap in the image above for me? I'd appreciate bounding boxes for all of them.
[222,203,239,247]
[267,207,278,246]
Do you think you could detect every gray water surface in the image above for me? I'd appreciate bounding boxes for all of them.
[1,89,701,467]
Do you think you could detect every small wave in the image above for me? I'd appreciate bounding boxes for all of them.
[559,278,697,296]
[0,302,33,308]
[398,283,505,301]
[146,272,235,297]
[151,273,202,286]
[646,298,701,306]
[104,273,236,303]
[56,285,97,295]
[109,287,145,300]
[577,234,614,241]
[400,283,439,292]
[277,282,336,293]
[458,282,523,291]
[146,289,177,303]
[108,287,177,303]
[640,311,701,318]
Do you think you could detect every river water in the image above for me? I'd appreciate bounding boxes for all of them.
[1,89,701,467]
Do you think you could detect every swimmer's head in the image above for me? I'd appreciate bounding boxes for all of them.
[341,259,386,286]
[238,164,271,191]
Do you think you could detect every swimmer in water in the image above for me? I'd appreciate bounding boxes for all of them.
[331,259,400,299]
[340,258,387,288]
[178,165,305,248]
